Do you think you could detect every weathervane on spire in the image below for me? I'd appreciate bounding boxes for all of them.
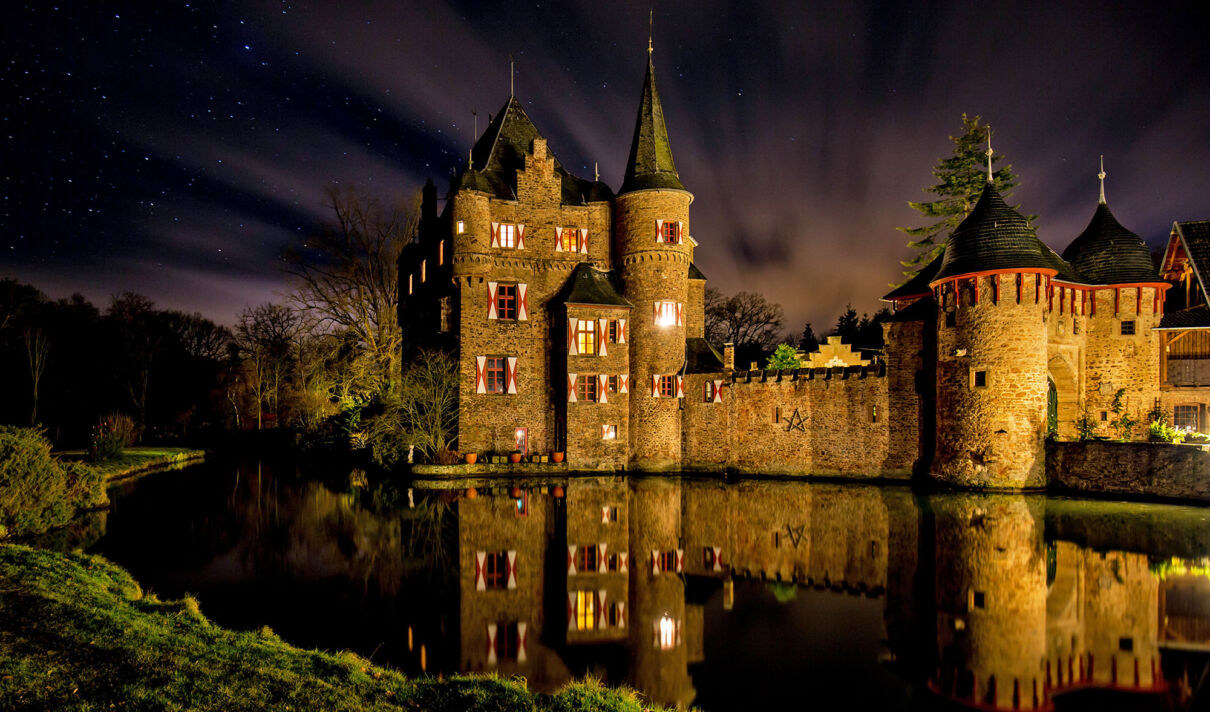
[985,128,994,184]
[594,162,600,182]
[648,8,654,56]
[509,56,515,97]
[1098,155,1107,204]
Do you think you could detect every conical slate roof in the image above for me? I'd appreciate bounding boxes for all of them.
[1061,203,1159,284]
[620,54,686,194]
[932,183,1052,283]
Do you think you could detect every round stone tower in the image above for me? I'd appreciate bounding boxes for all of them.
[931,183,1055,489]
[615,48,693,470]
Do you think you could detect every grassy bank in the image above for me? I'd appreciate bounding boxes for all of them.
[0,545,663,711]
[57,446,206,481]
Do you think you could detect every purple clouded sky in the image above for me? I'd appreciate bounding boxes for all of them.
[3,1,1207,333]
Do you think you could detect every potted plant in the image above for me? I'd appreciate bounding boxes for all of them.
[552,451,565,463]
[464,452,478,465]
[508,450,523,464]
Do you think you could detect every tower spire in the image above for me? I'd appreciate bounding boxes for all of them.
[509,56,514,97]
[1098,155,1107,204]
[648,8,653,56]
[619,22,686,195]
[985,128,994,184]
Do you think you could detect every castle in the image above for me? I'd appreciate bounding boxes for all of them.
[400,45,1210,490]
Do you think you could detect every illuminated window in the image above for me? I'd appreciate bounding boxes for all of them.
[421,259,426,283]
[659,375,675,398]
[871,404,878,423]
[576,375,598,402]
[654,300,679,327]
[602,424,617,440]
[658,614,676,649]
[661,221,682,244]
[576,545,598,573]
[576,320,597,355]
[456,220,466,234]
[408,274,413,295]
[484,552,507,589]
[496,284,517,320]
[703,381,716,402]
[559,227,578,252]
[438,240,444,265]
[498,223,517,248]
[485,357,506,394]
[1120,320,1136,335]
[1174,405,1199,430]
[575,590,597,631]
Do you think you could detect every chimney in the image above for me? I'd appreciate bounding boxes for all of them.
[724,342,735,371]
[532,137,547,160]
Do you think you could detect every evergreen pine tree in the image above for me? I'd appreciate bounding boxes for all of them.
[895,114,1030,286]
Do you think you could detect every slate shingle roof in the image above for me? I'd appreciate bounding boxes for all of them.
[458,95,603,205]
[688,263,707,280]
[933,183,1053,282]
[884,254,942,301]
[885,295,936,323]
[1043,243,1092,285]
[558,263,633,308]
[1159,305,1210,330]
[1061,203,1159,284]
[620,56,686,194]
[685,337,725,373]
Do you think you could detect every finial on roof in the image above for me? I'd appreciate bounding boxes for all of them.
[1098,155,1107,204]
[985,128,994,184]
[472,108,478,139]
[467,146,472,170]
[594,161,600,182]
[648,8,653,56]
[509,55,515,97]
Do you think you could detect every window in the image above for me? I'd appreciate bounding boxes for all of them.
[408,274,413,295]
[575,590,597,631]
[661,221,682,244]
[494,622,520,661]
[608,320,620,343]
[972,591,986,609]
[1073,319,1080,335]
[421,259,426,282]
[484,552,507,589]
[559,227,578,252]
[658,550,677,572]
[659,375,676,398]
[498,223,517,248]
[703,381,716,402]
[605,602,622,627]
[972,371,987,388]
[658,614,677,649]
[871,404,878,423]
[603,506,618,523]
[438,240,444,265]
[607,375,619,393]
[702,547,716,569]
[1175,405,1199,431]
[1120,320,1136,335]
[654,300,680,327]
[1100,411,1109,422]
[576,320,597,355]
[514,491,529,517]
[576,545,599,573]
[944,311,956,328]
[605,552,621,571]
[577,374,598,402]
[602,424,617,440]
[456,220,466,234]
[496,284,517,320]
[486,357,506,394]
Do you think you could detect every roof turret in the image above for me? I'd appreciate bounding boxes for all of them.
[932,183,1053,283]
[619,51,686,194]
[1060,163,1159,285]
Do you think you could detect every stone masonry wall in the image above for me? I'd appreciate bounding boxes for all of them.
[681,367,909,478]
[564,305,630,468]
[1082,286,1162,439]
[1048,440,1210,501]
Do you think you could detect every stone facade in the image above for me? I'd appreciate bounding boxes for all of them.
[1048,440,1210,501]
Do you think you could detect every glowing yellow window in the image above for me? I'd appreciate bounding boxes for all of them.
[576,590,596,630]
[576,320,597,355]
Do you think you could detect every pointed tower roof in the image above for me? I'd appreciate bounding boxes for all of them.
[1062,203,1158,284]
[619,52,687,194]
[932,183,1054,283]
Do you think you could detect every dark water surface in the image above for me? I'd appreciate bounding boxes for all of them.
[60,458,1210,711]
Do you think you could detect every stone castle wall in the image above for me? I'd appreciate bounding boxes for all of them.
[1082,286,1163,437]
[1048,440,1210,501]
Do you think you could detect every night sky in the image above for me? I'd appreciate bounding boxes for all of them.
[3,1,1208,332]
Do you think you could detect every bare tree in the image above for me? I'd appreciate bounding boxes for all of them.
[107,292,162,425]
[23,325,49,425]
[234,303,303,429]
[397,349,459,460]
[705,288,785,363]
[287,186,416,394]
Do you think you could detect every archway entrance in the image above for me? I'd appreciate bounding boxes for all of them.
[1047,378,1058,437]
[1048,356,1079,440]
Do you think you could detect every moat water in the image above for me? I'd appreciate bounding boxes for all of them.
[47,458,1210,711]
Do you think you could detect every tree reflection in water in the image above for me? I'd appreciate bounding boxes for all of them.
[65,461,1210,711]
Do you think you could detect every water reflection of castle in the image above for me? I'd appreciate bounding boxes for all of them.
[451,480,1210,710]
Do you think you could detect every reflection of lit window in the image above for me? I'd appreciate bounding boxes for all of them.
[602,424,617,440]
[702,547,716,569]
[514,492,528,518]
[456,220,466,234]
[494,622,520,660]
[576,590,597,630]
[576,545,598,573]
[484,552,507,589]
[659,614,676,649]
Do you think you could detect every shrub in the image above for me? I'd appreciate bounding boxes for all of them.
[0,427,107,538]
[89,415,136,462]
[1149,420,1187,444]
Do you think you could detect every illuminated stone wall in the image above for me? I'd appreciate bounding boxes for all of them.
[1048,440,1210,501]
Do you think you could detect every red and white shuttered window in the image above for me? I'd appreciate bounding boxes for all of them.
[475,356,518,395]
[485,621,527,666]
[601,424,617,440]
[650,374,683,398]
[487,282,528,321]
[703,379,723,403]
[567,373,604,403]
[654,219,684,245]
[607,318,628,344]
[554,227,589,254]
[653,300,683,327]
[702,546,724,572]
[567,590,626,632]
[566,318,597,355]
[650,549,685,575]
[490,222,525,249]
[474,550,518,591]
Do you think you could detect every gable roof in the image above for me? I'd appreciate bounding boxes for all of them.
[1159,305,1210,330]
[686,337,725,373]
[620,55,686,194]
[1061,203,1159,284]
[1170,221,1210,302]
[557,263,632,308]
[932,183,1055,283]
[458,95,607,205]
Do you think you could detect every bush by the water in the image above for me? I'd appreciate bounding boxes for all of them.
[0,427,107,538]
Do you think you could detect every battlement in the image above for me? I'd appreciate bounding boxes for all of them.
[727,364,888,385]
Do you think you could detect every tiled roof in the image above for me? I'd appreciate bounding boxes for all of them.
[1159,305,1210,330]
[884,254,942,301]
[620,56,686,194]
[558,263,632,308]
[1061,203,1159,284]
[885,295,936,323]
[933,184,1053,282]
[685,337,725,373]
[1043,243,1092,285]
[688,263,707,280]
[458,95,603,205]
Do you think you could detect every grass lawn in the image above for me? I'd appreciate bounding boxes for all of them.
[54,446,206,481]
[0,545,664,711]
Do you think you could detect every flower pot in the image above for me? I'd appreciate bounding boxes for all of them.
[465,487,478,499]
[464,453,477,465]
[509,452,523,464]
[552,485,565,499]
[552,452,565,463]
